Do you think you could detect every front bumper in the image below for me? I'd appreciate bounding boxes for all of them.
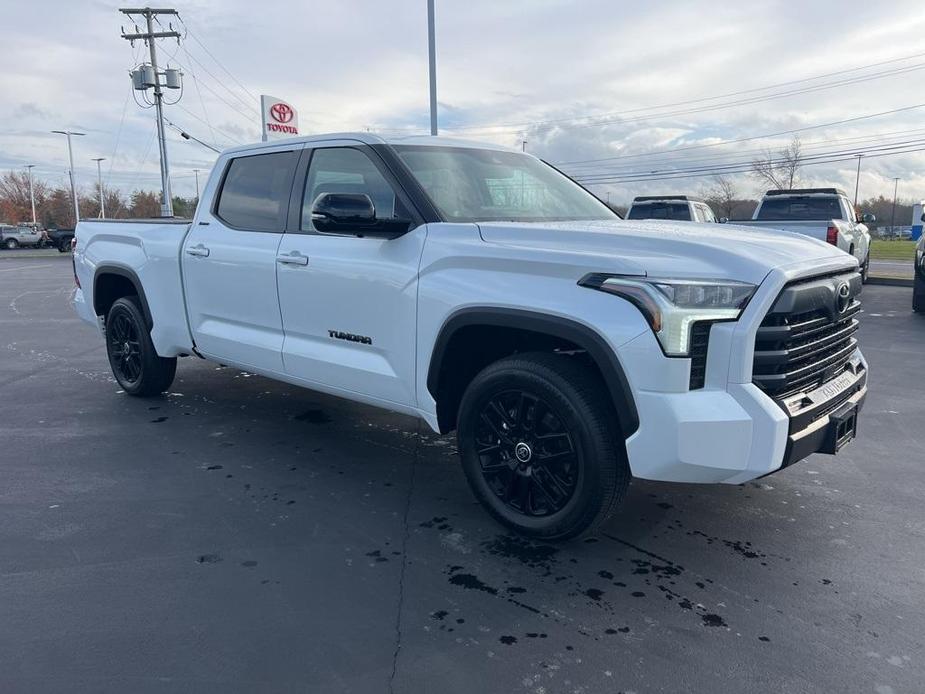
[618,259,867,485]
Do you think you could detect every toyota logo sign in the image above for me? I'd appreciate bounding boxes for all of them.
[270,103,294,124]
[836,282,851,314]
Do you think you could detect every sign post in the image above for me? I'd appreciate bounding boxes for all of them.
[260,95,299,141]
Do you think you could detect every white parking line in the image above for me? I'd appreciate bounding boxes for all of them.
[0,264,55,273]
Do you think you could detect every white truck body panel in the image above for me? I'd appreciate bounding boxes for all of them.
[73,133,865,487]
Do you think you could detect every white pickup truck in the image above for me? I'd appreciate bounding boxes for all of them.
[738,189,874,281]
[73,134,868,539]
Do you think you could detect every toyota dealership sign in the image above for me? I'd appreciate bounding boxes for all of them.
[260,95,299,141]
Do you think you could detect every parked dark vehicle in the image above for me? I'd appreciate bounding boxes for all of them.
[46,228,76,252]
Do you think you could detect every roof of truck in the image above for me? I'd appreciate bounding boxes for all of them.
[631,195,706,204]
[221,133,517,156]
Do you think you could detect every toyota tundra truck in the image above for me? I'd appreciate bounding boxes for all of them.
[738,188,874,281]
[72,134,868,539]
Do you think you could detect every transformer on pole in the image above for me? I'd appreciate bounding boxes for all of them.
[120,7,182,217]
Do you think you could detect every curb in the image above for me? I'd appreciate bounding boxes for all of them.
[867,276,914,287]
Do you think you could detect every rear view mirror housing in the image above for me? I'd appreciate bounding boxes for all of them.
[310,193,411,238]
[861,212,876,224]
[719,217,729,224]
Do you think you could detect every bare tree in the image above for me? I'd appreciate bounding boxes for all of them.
[704,175,738,219]
[751,135,803,190]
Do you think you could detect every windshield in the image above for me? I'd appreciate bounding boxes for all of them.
[756,196,844,221]
[627,202,691,221]
[393,145,617,223]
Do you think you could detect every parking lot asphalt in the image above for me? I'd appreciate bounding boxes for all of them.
[1,256,923,694]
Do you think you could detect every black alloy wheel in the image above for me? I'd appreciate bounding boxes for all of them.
[457,352,630,540]
[475,389,579,517]
[107,309,143,386]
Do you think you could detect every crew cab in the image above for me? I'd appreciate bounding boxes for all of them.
[73,134,868,539]
[626,195,718,223]
[739,189,874,281]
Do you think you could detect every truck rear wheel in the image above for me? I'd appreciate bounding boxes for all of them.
[4,238,18,250]
[457,352,629,540]
[105,297,176,396]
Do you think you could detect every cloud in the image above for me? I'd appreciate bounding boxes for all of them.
[0,0,923,203]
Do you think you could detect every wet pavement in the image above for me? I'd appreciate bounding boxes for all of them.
[1,256,923,693]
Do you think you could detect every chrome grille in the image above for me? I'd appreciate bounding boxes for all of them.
[752,272,861,398]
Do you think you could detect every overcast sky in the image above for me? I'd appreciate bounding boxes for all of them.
[2,0,925,208]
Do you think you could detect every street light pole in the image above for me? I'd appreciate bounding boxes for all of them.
[193,169,201,201]
[25,164,36,226]
[92,158,106,219]
[853,154,863,207]
[51,130,85,226]
[427,0,438,135]
[890,177,900,235]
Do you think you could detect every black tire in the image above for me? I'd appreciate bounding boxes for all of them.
[105,296,176,396]
[914,276,925,314]
[457,352,630,540]
[57,240,71,253]
[860,254,870,284]
[4,238,19,250]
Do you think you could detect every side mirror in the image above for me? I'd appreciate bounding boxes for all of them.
[719,217,729,224]
[861,213,876,223]
[311,193,411,238]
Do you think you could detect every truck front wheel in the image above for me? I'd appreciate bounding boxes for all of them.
[457,352,629,540]
[105,297,176,396]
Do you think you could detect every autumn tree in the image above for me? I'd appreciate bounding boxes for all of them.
[751,135,803,191]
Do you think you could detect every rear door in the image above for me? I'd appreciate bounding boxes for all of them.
[181,146,300,373]
[275,143,425,406]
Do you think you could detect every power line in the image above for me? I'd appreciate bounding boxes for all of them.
[456,62,925,138]
[554,103,925,166]
[448,50,925,135]
[575,143,925,185]
[563,126,925,176]
[177,17,258,102]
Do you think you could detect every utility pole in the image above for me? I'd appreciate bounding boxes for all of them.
[853,154,863,207]
[193,169,201,201]
[51,130,85,226]
[24,164,36,226]
[121,7,180,217]
[890,177,900,235]
[522,139,527,152]
[92,158,106,219]
[427,0,438,135]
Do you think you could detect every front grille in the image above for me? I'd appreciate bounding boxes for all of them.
[752,272,861,398]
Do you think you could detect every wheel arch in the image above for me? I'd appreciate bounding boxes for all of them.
[427,307,639,438]
[93,265,154,330]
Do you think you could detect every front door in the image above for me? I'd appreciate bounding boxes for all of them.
[182,147,300,373]
[276,145,424,406]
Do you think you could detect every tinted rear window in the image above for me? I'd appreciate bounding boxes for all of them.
[756,197,843,221]
[216,151,298,231]
[627,203,690,221]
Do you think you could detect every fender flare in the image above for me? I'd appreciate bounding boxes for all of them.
[427,307,639,437]
[93,264,154,330]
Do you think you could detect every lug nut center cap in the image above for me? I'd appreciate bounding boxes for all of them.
[514,442,533,463]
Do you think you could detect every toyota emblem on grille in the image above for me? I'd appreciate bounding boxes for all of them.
[836,282,851,314]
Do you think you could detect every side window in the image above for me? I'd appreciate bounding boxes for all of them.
[701,205,716,223]
[301,147,408,232]
[215,151,298,231]
[692,205,705,222]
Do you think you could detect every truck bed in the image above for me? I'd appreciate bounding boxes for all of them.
[74,218,195,356]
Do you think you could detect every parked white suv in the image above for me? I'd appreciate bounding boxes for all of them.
[73,134,868,539]
[626,195,718,223]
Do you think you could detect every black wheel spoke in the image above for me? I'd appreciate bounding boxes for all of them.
[472,387,579,518]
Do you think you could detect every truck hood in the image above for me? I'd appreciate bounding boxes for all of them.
[477,219,851,285]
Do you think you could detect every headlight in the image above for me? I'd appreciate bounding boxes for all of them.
[579,274,756,356]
